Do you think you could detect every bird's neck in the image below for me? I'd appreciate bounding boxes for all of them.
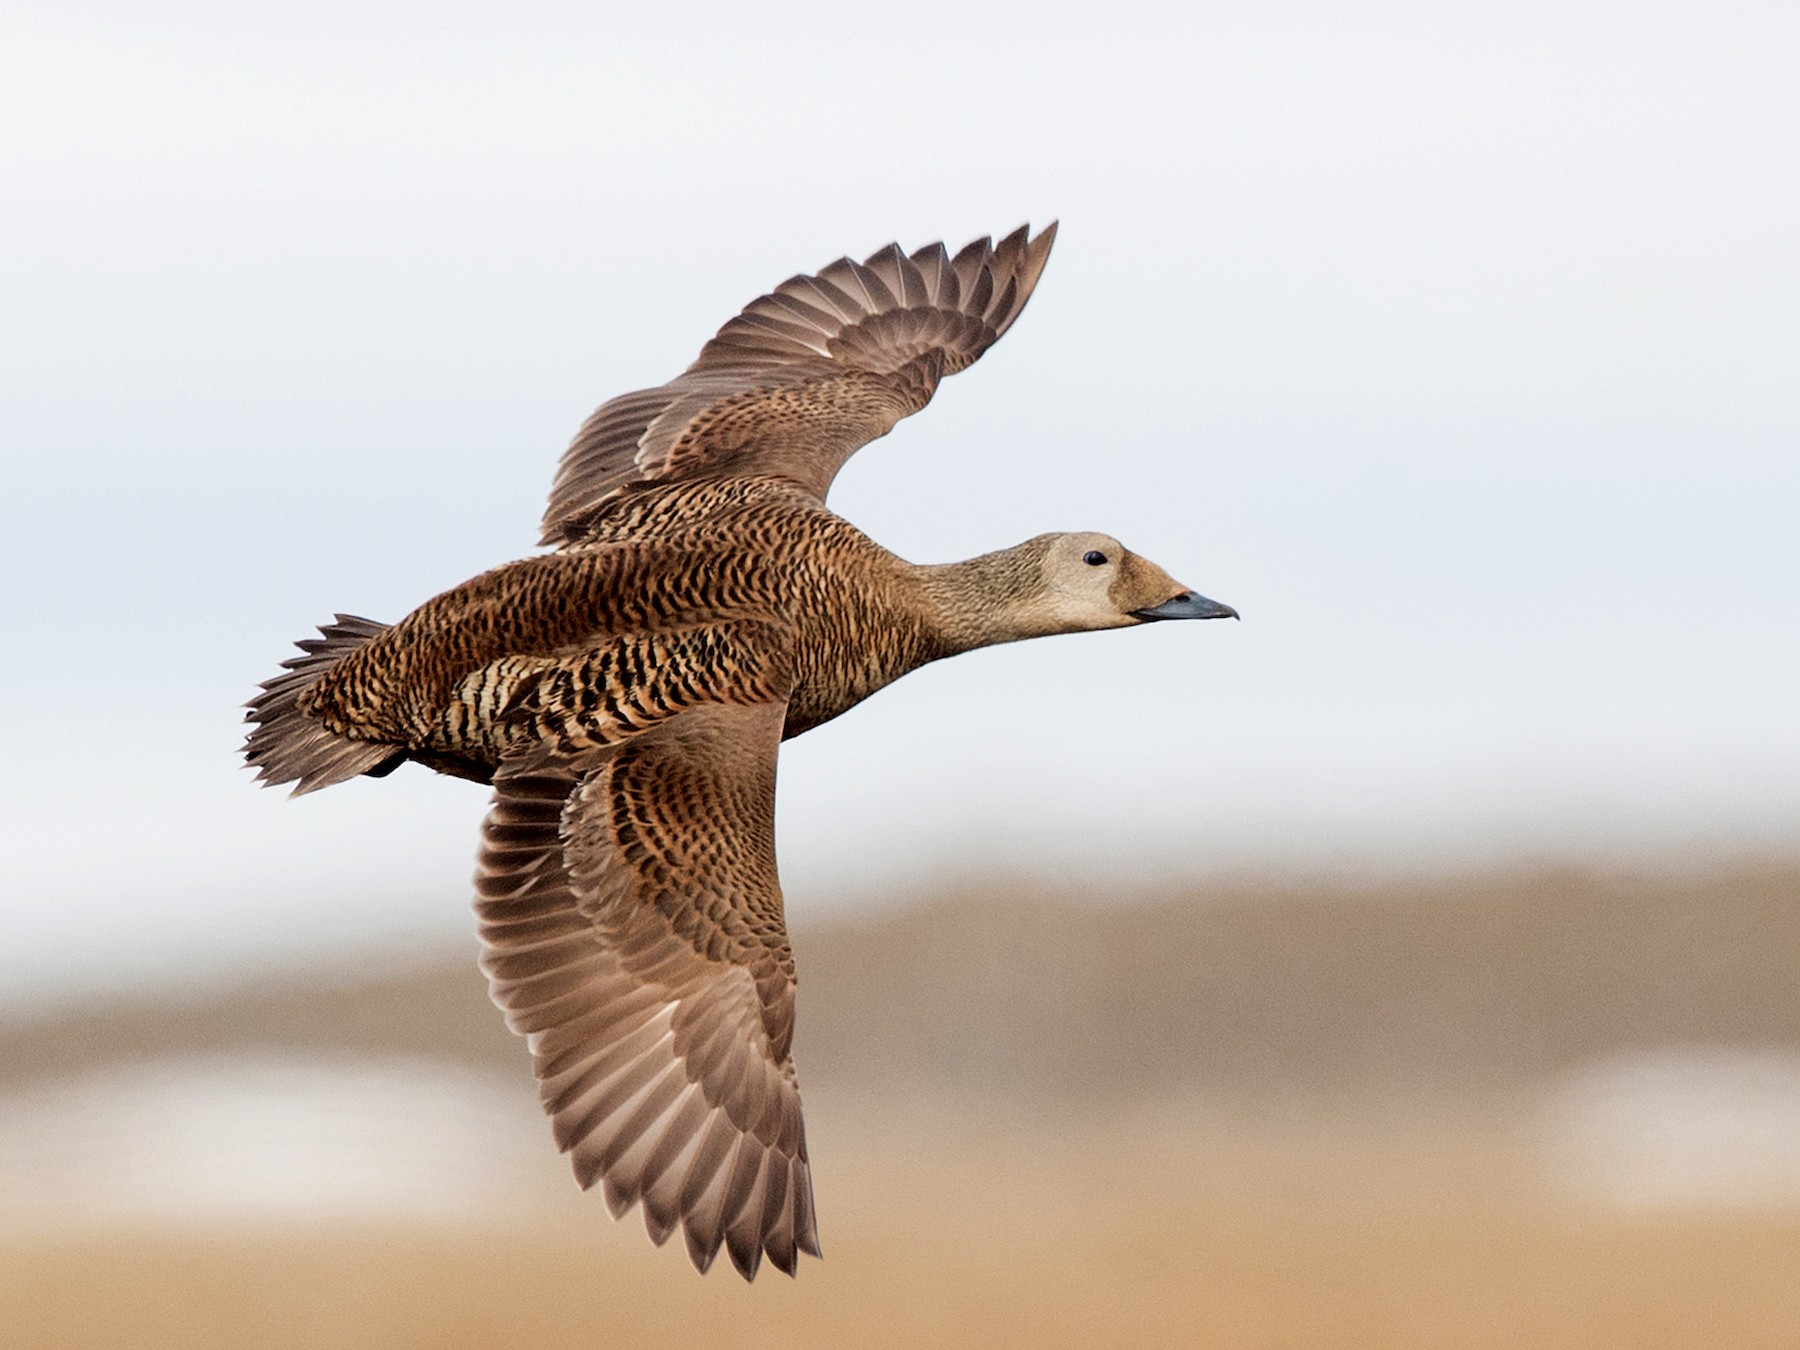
[912,543,1059,656]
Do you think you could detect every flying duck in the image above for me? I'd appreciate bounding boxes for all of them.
[245,224,1236,1280]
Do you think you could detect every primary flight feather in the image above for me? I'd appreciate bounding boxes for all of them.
[245,224,1236,1281]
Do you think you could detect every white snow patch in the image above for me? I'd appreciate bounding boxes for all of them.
[0,1053,556,1227]
[1541,1047,1800,1209]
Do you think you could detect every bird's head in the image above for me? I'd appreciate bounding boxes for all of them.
[1029,531,1237,633]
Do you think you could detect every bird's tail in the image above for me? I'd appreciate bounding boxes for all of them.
[244,614,404,796]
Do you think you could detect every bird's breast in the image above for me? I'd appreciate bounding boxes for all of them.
[780,576,943,739]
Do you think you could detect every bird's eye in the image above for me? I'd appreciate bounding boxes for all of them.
[1083,550,1108,566]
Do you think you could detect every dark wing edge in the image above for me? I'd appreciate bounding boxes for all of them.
[474,702,817,1279]
[541,223,1058,545]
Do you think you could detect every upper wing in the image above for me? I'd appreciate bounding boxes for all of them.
[474,701,816,1279]
[542,223,1058,545]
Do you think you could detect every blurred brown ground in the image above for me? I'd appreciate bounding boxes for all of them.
[2,859,1797,1348]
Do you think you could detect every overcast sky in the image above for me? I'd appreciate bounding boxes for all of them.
[3,0,1796,1005]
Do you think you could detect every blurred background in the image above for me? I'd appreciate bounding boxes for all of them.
[2,1,1797,1345]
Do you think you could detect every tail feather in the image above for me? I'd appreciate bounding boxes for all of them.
[245,614,402,796]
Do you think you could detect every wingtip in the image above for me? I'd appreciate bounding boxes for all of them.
[642,1207,677,1248]
[1019,220,1059,296]
[765,1241,799,1278]
[862,239,905,269]
[685,1229,721,1274]
[601,1174,635,1220]
[725,1229,765,1281]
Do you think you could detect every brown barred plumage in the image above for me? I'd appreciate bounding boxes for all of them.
[244,226,1237,1282]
